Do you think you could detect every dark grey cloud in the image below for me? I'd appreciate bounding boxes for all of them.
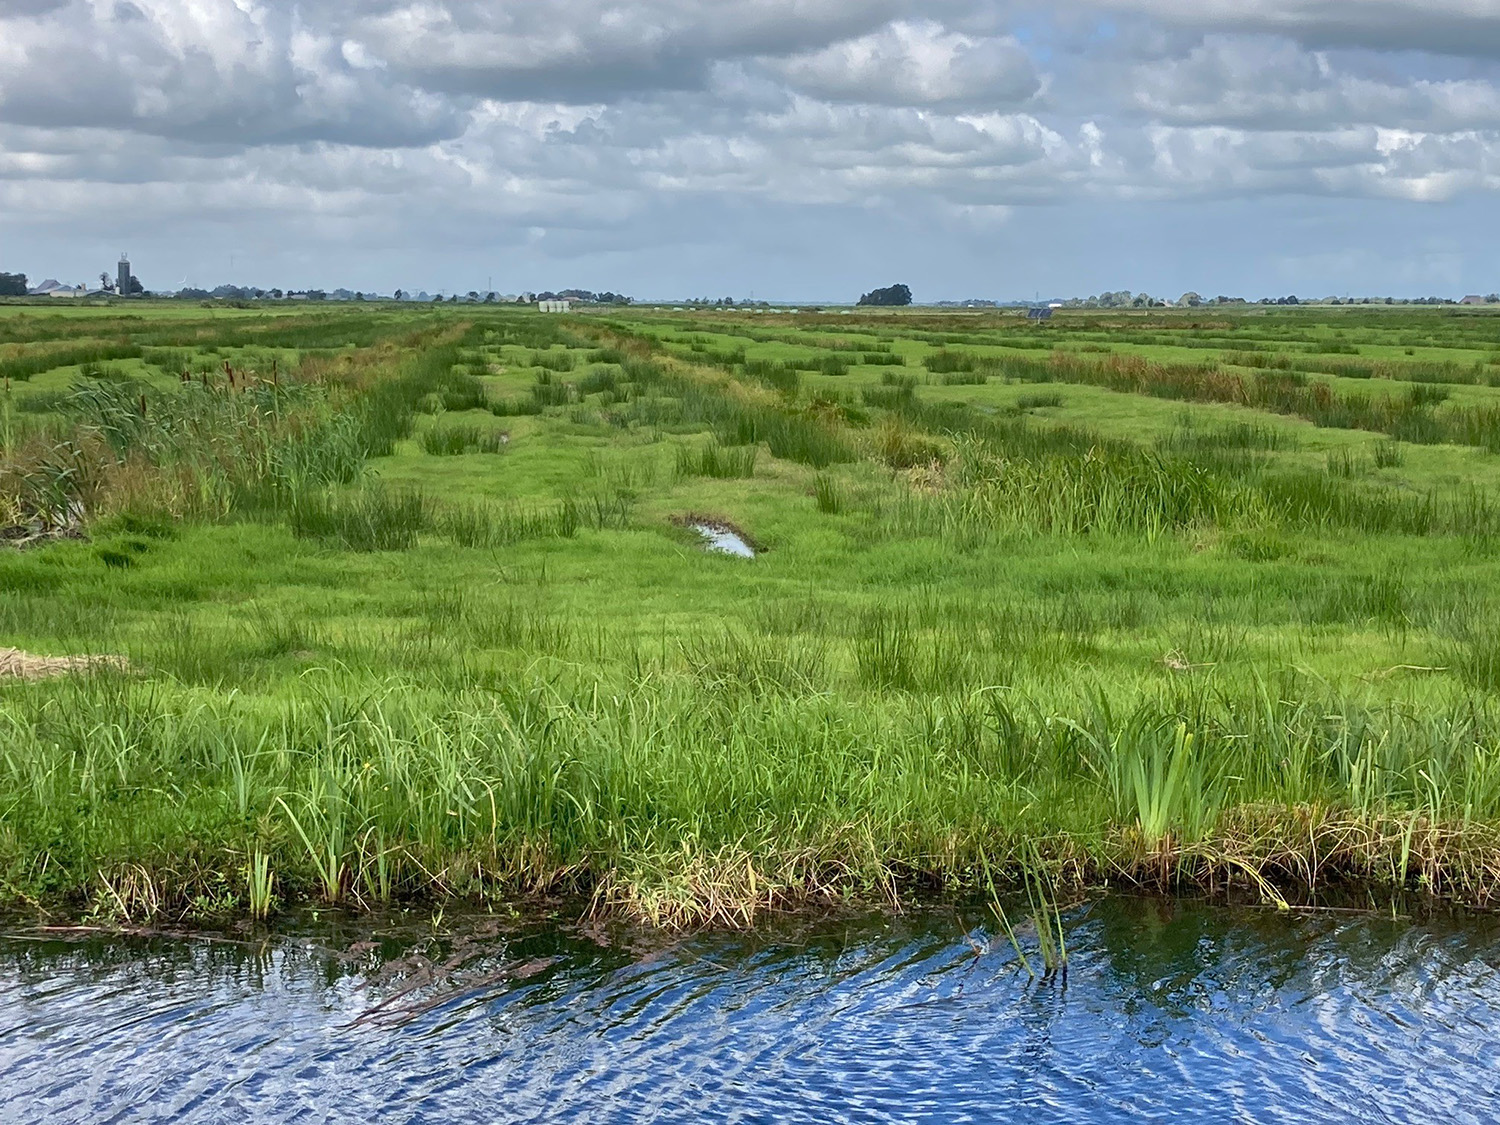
[1092,1,1500,61]
[345,0,928,100]
[0,0,67,14]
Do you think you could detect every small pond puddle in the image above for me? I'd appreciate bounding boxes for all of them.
[690,523,755,558]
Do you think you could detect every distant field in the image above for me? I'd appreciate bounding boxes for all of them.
[3,300,1500,925]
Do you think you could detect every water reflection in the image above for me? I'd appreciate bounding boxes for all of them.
[2,898,1498,1123]
[690,522,755,558]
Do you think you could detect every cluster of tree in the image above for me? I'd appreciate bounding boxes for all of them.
[93,271,142,295]
[1064,291,1168,308]
[1175,293,1253,306]
[1354,296,1468,306]
[857,283,912,307]
[175,285,270,300]
[1065,291,1497,309]
[539,289,630,304]
[0,272,27,297]
[172,287,421,302]
[162,285,635,305]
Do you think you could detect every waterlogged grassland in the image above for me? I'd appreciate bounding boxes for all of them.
[3,301,1500,926]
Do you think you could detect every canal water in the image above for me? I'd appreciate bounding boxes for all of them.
[2,897,1497,1123]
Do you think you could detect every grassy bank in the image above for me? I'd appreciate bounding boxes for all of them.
[3,301,1500,925]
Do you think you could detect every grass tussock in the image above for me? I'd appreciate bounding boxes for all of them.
[676,440,758,479]
[290,486,429,550]
[419,422,507,455]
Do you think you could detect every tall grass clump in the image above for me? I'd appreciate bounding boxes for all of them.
[577,367,620,396]
[419,422,506,456]
[742,359,801,396]
[353,339,475,456]
[435,488,629,548]
[813,473,844,513]
[883,436,1249,542]
[290,486,429,550]
[530,349,577,371]
[1016,391,1064,409]
[490,396,544,417]
[711,406,854,469]
[437,371,488,412]
[530,371,574,407]
[924,349,977,374]
[676,440,757,479]
[420,422,483,455]
[1325,449,1362,478]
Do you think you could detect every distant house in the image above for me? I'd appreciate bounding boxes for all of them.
[28,279,86,298]
[1460,295,1486,305]
[537,299,571,313]
[1026,306,1053,320]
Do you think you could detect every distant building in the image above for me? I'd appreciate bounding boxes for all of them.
[26,279,86,298]
[117,254,131,297]
[537,299,571,313]
[1460,295,1486,305]
[1026,306,1053,320]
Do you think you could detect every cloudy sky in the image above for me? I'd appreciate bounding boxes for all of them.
[3,0,1499,300]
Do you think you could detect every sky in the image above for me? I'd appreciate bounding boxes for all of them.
[3,0,1500,302]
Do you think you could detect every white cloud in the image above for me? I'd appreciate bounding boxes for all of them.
[1127,35,1500,131]
[4,0,1500,294]
[0,0,464,146]
[768,20,1041,107]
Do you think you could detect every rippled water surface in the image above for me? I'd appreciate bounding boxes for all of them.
[3,898,1499,1123]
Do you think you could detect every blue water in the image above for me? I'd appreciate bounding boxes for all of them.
[691,522,755,557]
[2,897,1498,1123]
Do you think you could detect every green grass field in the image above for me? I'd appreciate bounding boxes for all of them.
[3,299,1500,925]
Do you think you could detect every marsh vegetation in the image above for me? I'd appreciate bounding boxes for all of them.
[4,301,1500,925]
